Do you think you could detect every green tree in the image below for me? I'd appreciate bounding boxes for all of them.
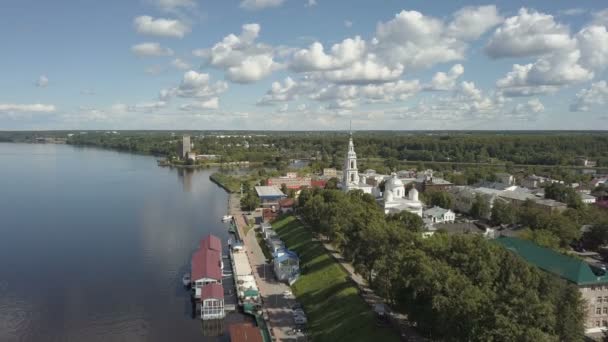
[240,192,260,211]
[491,200,517,226]
[325,177,339,190]
[470,194,490,219]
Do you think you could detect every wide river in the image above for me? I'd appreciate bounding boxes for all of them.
[0,143,244,341]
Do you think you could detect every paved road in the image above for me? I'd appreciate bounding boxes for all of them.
[229,195,305,341]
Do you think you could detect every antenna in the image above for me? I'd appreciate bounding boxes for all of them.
[349,119,352,137]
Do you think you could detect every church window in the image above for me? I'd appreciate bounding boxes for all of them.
[350,173,355,182]
[351,161,354,169]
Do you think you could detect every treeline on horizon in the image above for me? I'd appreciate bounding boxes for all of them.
[2,130,608,168]
[296,187,585,341]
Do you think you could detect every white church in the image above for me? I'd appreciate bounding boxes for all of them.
[340,133,423,217]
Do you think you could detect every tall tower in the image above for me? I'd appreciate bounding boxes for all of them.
[342,132,359,191]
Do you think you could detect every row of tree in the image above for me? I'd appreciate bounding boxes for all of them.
[296,188,585,341]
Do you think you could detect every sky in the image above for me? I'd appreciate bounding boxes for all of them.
[1,0,607,130]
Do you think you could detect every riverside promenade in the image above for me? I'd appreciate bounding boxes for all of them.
[228,195,303,342]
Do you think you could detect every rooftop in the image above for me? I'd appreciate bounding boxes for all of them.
[191,249,222,281]
[495,237,608,286]
[423,206,451,218]
[255,186,285,198]
[201,283,224,300]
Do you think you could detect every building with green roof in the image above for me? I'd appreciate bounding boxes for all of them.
[495,236,608,333]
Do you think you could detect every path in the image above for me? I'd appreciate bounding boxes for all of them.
[229,195,305,342]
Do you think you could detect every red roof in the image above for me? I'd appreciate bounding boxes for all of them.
[191,248,222,281]
[229,323,263,342]
[279,198,295,208]
[311,179,327,188]
[200,234,222,252]
[201,283,224,300]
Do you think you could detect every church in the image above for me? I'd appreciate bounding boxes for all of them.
[339,133,423,216]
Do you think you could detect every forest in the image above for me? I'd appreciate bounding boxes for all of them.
[296,187,586,341]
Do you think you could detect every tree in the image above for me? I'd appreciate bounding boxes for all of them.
[387,211,425,232]
[325,177,339,190]
[280,183,288,195]
[240,192,260,211]
[426,191,453,209]
[582,222,608,251]
[470,194,490,219]
[491,200,517,226]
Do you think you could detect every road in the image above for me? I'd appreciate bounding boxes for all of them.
[229,195,305,342]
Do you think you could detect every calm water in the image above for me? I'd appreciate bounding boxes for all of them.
[0,143,243,342]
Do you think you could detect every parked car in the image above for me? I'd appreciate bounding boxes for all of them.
[294,316,307,325]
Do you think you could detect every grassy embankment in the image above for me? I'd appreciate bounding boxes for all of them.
[272,215,399,342]
[209,172,242,193]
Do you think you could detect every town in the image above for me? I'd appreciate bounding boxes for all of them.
[164,130,608,342]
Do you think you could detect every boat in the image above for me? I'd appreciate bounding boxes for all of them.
[182,273,191,287]
[222,215,233,222]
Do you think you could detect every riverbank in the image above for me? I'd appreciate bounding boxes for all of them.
[272,215,400,342]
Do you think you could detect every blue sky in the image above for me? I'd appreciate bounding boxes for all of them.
[1,0,607,130]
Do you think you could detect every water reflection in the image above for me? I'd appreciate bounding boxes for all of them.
[0,144,243,342]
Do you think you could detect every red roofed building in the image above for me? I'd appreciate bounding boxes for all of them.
[191,234,223,300]
[262,208,279,223]
[200,283,225,320]
[229,323,263,342]
[311,179,327,188]
[279,198,295,213]
[200,234,222,252]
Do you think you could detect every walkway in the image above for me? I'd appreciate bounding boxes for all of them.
[229,195,304,341]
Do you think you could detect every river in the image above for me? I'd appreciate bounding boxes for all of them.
[0,143,245,341]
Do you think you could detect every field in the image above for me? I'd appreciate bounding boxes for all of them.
[272,215,399,342]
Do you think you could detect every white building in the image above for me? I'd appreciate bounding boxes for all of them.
[382,173,423,216]
[340,134,374,194]
[581,193,597,204]
[423,206,456,224]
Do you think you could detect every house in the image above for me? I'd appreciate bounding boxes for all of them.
[581,193,597,204]
[323,168,337,177]
[254,186,286,208]
[495,172,514,185]
[520,174,563,189]
[415,173,453,192]
[260,222,272,233]
[273,249,300,285]
[267,176,311,190]
[200,283,225,320]
[229,323,263,342]
[279,198,295,213]
[423,206,456,224]
[262,208,279,222]
[311,179,327,188]
[192,235,223,299]
[496,237,608,333]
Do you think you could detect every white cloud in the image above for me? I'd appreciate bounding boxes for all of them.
[149,0,196,12]
[36,75,49,87]
[0,103,56,113]
[305,0,317,7]
[570,81,608,112]
[359,79,420,102]
[513,98,545,114]
[426,64,464,91]
[496,51,593,96]
[129,101,167,111]
[171,58,191,70]
[132,42,174,57]
[134,16,190,38]
[291,36,366,72]
[344,20,353,28]
[160,70,228,100]
[559,8,586,16]
[321,57,403,84]
[258,77,300,104]
[485,8,575,59]
[592,9,608,26]
[194,23,280,83]
[577,25,608,71]
[447,5,503,40]
[180,97,220,110]
[240,0,284,10]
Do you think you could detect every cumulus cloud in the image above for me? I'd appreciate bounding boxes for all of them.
[291,36,366,72]
[447,5,503,40]
[132,42,174,57]
[36,75,49,87]
[134,16,190,38]
[305,0,317,7]
[160,70,228,100]
[513,98,545,114]
[180,97,220,110]
[559,8,586,16]
[592,9,608,26]
[570,81,608,112]
[240,0,284,10]
[576,25,608,70]
[171,58,191,70]
[426,64,464,91]
[258,77,301,104]
[485,8,575,59]
[194,23,280,83]
[0,103,56,113]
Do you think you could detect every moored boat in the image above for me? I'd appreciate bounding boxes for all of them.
[222,215,233,222]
